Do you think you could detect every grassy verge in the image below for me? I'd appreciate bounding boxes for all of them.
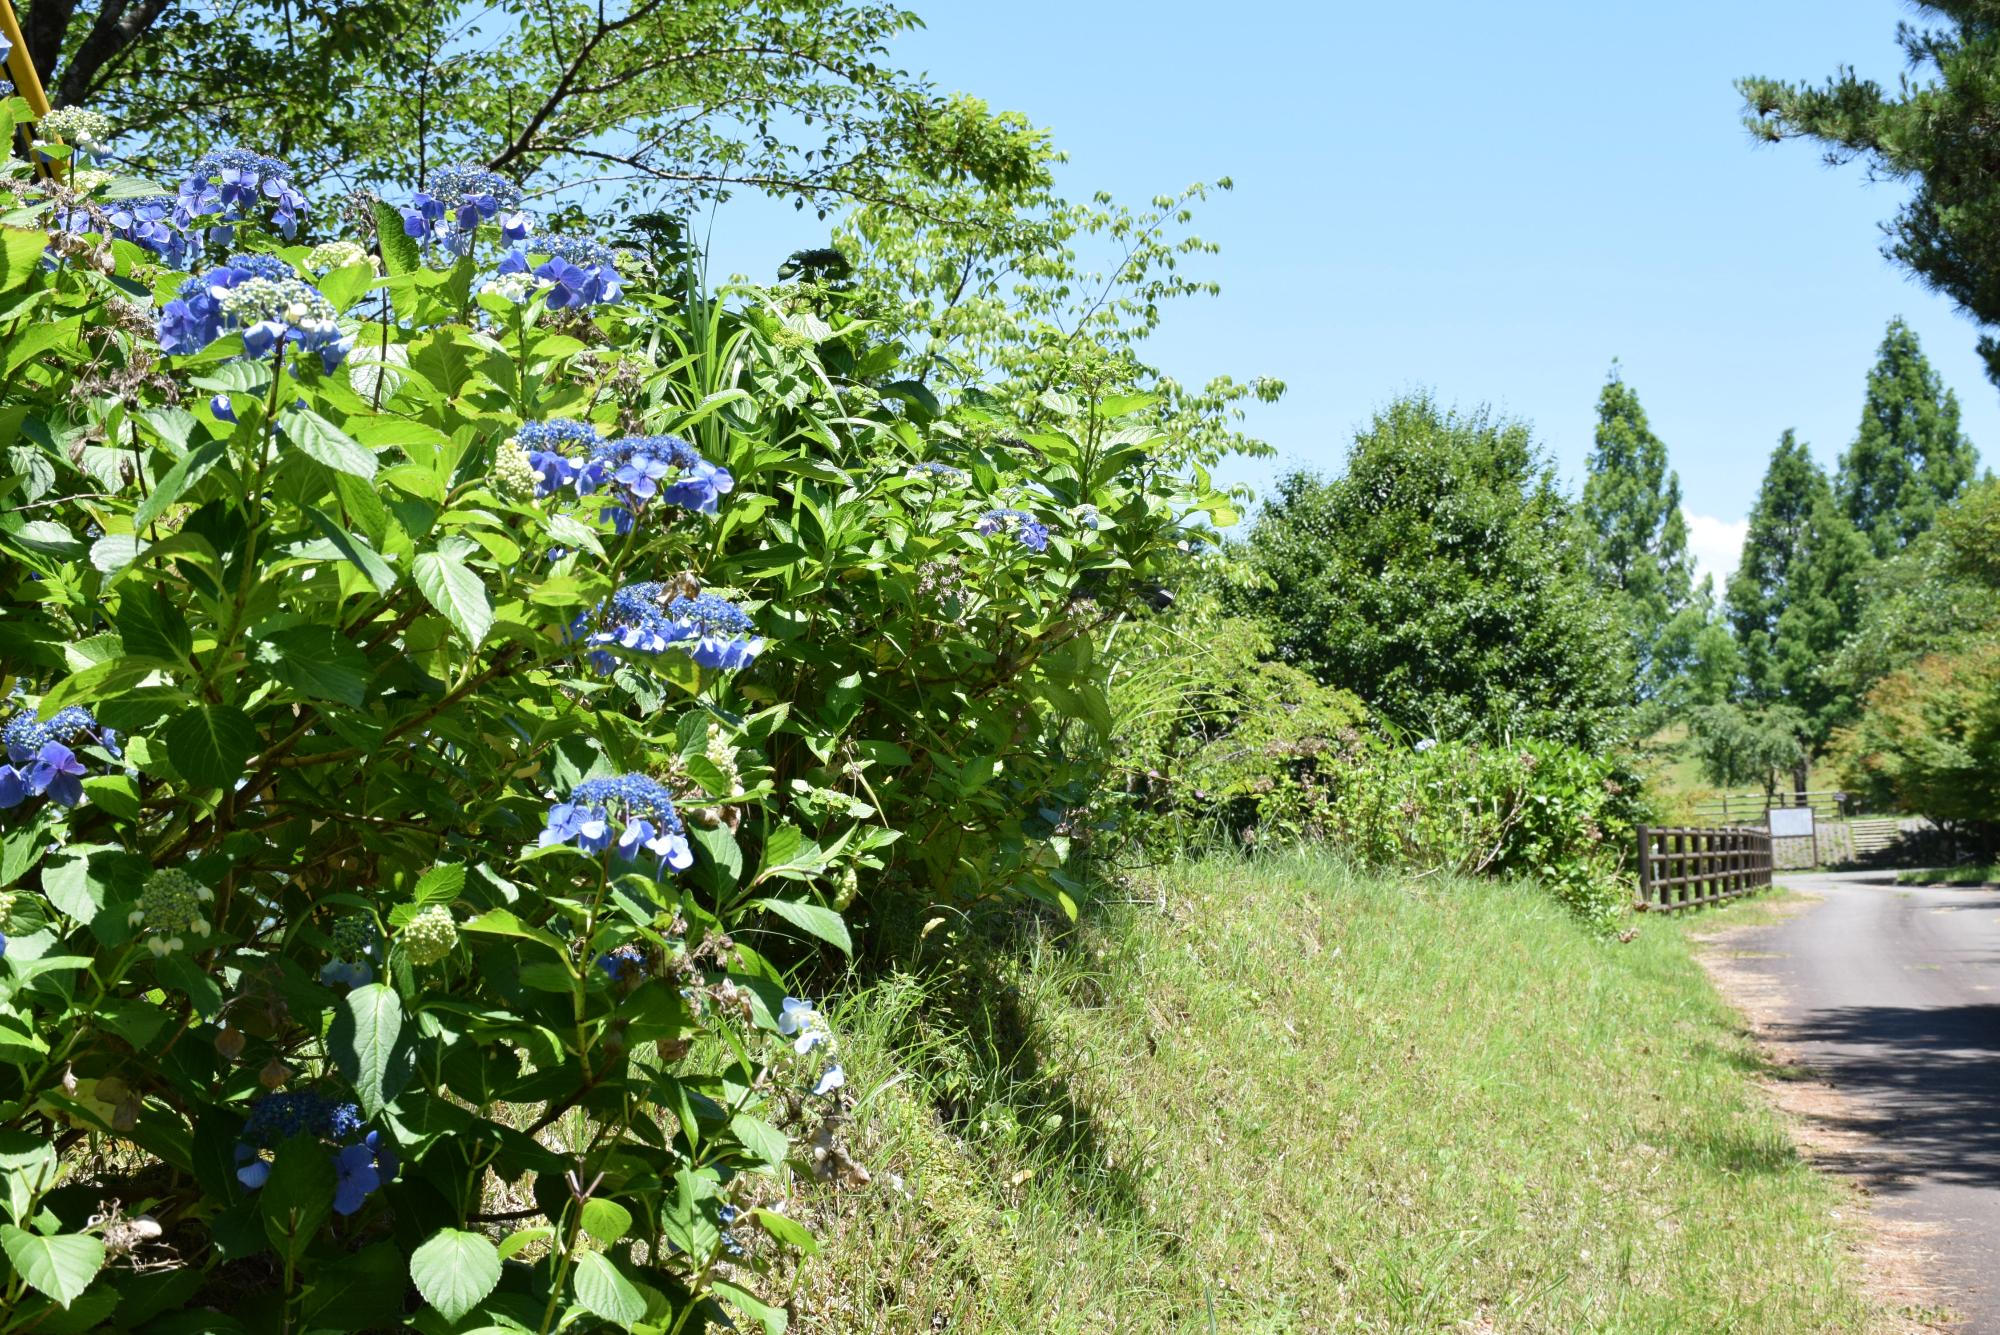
[1894,863,1999,887]
[787,850,1883,1332]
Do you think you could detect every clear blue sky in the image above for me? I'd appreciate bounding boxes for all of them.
[707,0,1994,587]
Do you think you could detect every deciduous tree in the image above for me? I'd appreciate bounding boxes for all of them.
[1235,395,1628,749]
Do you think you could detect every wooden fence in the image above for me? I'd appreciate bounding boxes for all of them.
[1635,825,1774,912]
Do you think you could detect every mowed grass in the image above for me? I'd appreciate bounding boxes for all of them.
[1896,863,1999,887]
[786,850,1884,1333]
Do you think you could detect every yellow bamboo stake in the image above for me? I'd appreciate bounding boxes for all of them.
[0,0,57,181]
[0,0,52,119]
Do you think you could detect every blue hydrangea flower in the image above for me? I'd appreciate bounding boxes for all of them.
[578,434,732,529]
[241,1090,364,1146]
[175,148,306,245]
[104,194,189,266]
[3,705,99,762]
[975,508,1051,553]
[574,582,680,672]
[812,1063,846,1097]
[662,593,763,671]
[156,252,293,353]
[574,586,763,674]
[156,254,351,372]
[539,774,693,873]
[515,419,605,497]
[211,393,236,423]
[401,163,529,260]
[332,1138,387,1215]
[498,234,623,308]
[0,707,101,809]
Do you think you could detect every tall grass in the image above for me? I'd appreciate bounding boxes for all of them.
[784,850,1885,1332]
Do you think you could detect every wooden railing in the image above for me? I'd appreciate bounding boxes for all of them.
[1688,788,1848,826]
[1635,825,1774,912]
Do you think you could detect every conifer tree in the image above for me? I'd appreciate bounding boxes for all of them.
[1838,318,1979,558]
[1727,431,1873,742]
[1581,366,1697,701]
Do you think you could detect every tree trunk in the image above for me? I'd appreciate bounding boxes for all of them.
[1792,759,1809,807]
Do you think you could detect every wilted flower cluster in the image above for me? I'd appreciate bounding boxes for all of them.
[0,706,102,809]
[234,1091,394,1215]
[579,434,733,528]
[401,163,529,259]
[976,507,1051,553]
[319,915,378,988]
[596,943,647,982]
[157,253,351,371]
[540,774,694,873]
[178,147,306,243]
[576,585,763,673]
[128,868,215,956]
[499,234,623,308]
[37,107,114,154]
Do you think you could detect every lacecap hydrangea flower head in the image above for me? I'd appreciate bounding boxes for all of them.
[975,507,1051,553]
[539,774,694,874]
[176,147,306,242]
[156,252,352,372]
[401,163,529,259]
[498,233,623,308]
[514,419,603,496]
[577,433,733,530]
[128,868,215,956]
[0,705,103,809]
[575,584,763,674]
[37,107,114,155]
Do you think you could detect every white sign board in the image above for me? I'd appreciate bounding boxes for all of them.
[1768,806,1815,839]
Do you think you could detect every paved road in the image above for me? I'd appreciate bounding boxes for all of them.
[1734,870,2000,1330]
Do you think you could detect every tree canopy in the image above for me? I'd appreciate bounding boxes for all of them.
[1742,5,2000,387]
[15,0,1045,215]
[1580,365,1706,705]
[1726,431,1873,743]
[1233,395,1628,750]
[1838,318,1978,557]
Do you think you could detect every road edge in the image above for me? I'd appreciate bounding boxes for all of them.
[1690,891,1960,1334]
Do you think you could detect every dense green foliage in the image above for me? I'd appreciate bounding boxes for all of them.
[1836,318,1978,557]
[1743,4,2000,386]
[1233,395,1629,750]
[1725,431,1872,743]
[0,83,1249,1327]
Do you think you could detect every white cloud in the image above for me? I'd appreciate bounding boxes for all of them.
[1682,508,1748,594]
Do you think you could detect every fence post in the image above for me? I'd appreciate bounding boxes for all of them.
[1636,824,1653,910]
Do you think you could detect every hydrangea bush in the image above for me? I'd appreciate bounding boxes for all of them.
[0,95,1227,1331]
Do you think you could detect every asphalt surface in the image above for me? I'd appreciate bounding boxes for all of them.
[1734,870,2000,1330]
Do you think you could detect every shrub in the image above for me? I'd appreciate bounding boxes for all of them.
[1831,643,2000,839]
[0,108,1232,1330]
